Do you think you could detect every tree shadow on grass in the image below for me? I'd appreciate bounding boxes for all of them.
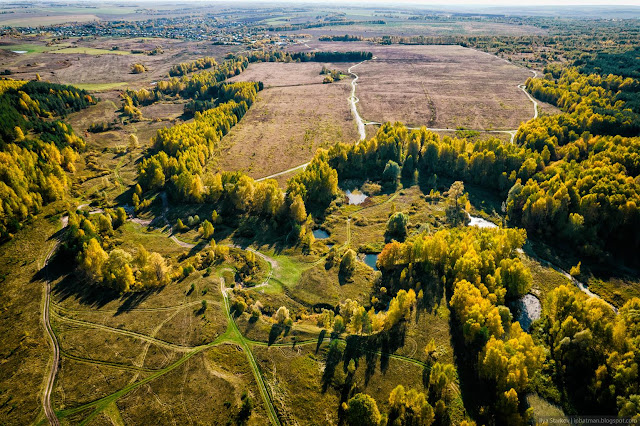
[316,329,327,353]
[38,245,159,312]
[449,312,493,423]
[268,323,285,346]
[338,270,353,286]
[321,339,344,393]
[228,216,290,255]
[341,322,407,386]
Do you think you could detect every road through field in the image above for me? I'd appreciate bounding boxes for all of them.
[348,59,370,141]
[220,277,282,425]
[256,58,372,183]
[257,49,539,181]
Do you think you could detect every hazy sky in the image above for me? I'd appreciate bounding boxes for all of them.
[253,0,640,5]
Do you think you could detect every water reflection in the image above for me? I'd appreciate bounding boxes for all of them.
[467,214,498,228]
[346,190,367,205]
[364,253,379,271]
[313,229,330,239]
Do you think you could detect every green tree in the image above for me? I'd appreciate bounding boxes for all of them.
[128,134,139,151]
[104,249,135,292]
[386,212,408,240]
[346,393,381,426]
[131,63,147,74]
[333,315,346,334]
[496,258,532,299]
[382,160,401,188]
[340,249,357,277]
[81,238,108,282]
[114,207,127,228]
[290,194,307,223]
[201,219,214,240]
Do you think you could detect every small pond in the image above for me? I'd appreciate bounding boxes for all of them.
[515,294,542,330]
[364,253,379,271]
[312,229,330,239]
[346,190,367,205]
[467,214,498,228]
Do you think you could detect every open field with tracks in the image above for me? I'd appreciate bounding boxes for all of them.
[0,36,241,89]
[220,62,360,180]
[292,42,560,130]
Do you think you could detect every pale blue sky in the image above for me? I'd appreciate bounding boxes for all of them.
[250,0,640,5]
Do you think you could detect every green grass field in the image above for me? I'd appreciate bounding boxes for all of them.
[0,43,70,54]
[50,47,135,56]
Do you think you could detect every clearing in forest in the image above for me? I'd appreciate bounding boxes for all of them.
[219,62,360,181]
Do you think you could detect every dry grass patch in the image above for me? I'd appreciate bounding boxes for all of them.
[140,102,186,121]
[293,20,547,38]
[228,61,355,88]
[52,358,135,409]
[54,322,178,369]
[115,352,254,424]
[154,302,227,347]
[219,68,359,179]
[355,46,534,129]
[295,262,376,307]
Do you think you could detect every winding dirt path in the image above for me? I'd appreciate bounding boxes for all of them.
[348,59,371,141]
[42,238,61,426]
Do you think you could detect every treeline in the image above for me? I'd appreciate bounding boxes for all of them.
[135,87,322,243]
[136,109,338,245]
[169,56,217,77]
[576,47,640,80]
[0,79,94,242]
[349,18,639,72]
[63,209,172,292]
[319,34,363,42]
[138,100,250,193]
[184,81,262,115]
[317,289,416,336]
[125,51,371,114]
[344,368,461,425]
[287,73,639,419]
[535,285,640,417]
[241,49,372,64]
[505,132,640,261]
[0,80,94,145]
[288,51,373,62]
[125,57,252,108]
[128,50,372,106]
[326,123,537,193]
[525,66,640,131]
[263,20,385,32]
